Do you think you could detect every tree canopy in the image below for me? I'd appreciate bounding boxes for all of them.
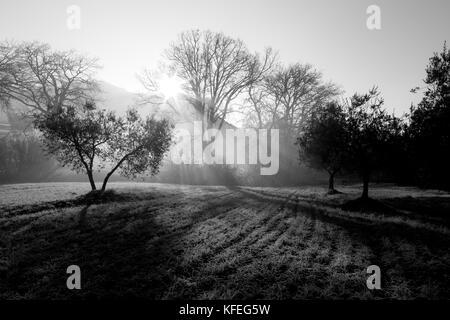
[34,104,173,191]
[408,42,450,189]
[297,101,349,193]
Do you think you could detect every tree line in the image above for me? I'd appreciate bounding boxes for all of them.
[298,43,450,198]
[1,33,449,196]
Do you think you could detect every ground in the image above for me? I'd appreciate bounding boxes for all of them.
[0,182,449,299]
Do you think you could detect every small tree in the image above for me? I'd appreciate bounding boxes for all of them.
[34,104,173,191]
[296,101,349,194]
[344,88,399,199]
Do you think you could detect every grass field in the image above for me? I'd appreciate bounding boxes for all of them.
[0,182,449,299]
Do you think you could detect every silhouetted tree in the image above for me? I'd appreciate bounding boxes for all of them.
[34,104,173,191]
[408,42,450,189]
[344,87,400,199]
[296,101,349,193]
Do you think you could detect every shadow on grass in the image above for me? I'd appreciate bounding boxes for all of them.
[0,189,249,299]
[1,202,175,298]
[0,189,152,219]
[1,186,449,299]
[341,197,398,215]
[233,186,450,298]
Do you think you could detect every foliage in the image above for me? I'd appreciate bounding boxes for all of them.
[0,133,57,183]
[407,42,450,189]
[296,101,349,192]
[34,104,173,191]
[343,87,403,198]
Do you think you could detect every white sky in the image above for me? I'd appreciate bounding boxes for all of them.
[1,0,449,116]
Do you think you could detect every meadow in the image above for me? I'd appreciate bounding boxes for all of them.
[0,182,449,299]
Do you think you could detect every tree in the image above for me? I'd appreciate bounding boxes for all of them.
[243,63,340,184]
[161,29,275,129]
[0,41,99,115]
[264,64,340,133]
[344,87,400,199]
[296,101,349,193]
[0,133,57,183]
[34,104,173,191]
[408,42,450,189]
[0,41,19,108]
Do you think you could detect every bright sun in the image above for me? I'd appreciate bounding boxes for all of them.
[158,75,183,98]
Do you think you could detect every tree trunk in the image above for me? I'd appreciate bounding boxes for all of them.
[362,171,370,199]
[101,172,112,192]
[87,170,96,191]
[328,172,335,193]
[101,151,136,192]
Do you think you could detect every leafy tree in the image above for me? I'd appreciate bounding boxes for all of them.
[408,42,450,189]
[296,101,349,193]
[344,87,400,199]
[34,104,173,191]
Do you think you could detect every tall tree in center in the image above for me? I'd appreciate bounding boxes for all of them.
[164,30,275,129]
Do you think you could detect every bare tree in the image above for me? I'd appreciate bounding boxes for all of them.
[241,63,341,182]
[243,63,340,133]
[0,41,99,115]
[244,81,278,130]
[267,64,340,133]
[163,30,276,129]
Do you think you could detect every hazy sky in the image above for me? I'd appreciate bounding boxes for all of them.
[1,0,449,115]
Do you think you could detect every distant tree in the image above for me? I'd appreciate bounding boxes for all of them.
[344,87,400,199]
[0,41,19,108]
[154,29,275,129]
[408,42,450,189]
[0,41,99,115]
[266,64,340,132]
[0,133,57,183]
[34,104,173,191]
[244,64,340,131]
[296,101,349,194]
[243,63,340,184]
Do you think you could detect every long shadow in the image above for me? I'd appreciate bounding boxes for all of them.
[1,188,263,299]
[230,186,450,299]
[2,200,177,298]
[0,190,149,218]
[233,186,450,257]
[2,186,450,299]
